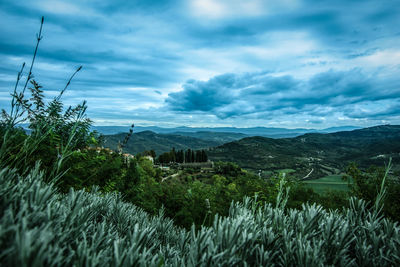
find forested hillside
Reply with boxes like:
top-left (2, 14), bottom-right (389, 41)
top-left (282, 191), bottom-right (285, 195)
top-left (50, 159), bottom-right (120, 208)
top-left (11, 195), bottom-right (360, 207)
top-left (209, 125), bottom-right (400, 178)
top-left (104, 130), bottom-right (221, 156)
top-left (169, 131), bottom-right (247, 143)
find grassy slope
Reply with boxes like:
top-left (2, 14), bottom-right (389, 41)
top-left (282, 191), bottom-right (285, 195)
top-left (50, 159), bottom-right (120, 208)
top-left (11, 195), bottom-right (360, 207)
top-left (303, 175), bottom-right (351, 194)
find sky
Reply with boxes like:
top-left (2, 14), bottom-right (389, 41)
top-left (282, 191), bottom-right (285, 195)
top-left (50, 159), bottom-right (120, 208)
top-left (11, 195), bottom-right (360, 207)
top-left (0, 0), bottom-right (399, 129)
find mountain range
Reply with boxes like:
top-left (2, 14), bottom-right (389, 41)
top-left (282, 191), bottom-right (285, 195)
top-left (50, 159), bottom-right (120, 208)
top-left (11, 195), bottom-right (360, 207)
top-left (93, 125), bottom-right (362, 138)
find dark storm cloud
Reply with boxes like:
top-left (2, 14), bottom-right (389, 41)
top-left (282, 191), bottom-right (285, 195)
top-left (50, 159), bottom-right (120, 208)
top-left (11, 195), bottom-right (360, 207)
top-left (166, 69), bottom-right (400, 119)
top-left (166, 74), bottom-right (237, 112)
top-left (166, 71), bottom-right (301, 114)
top-left (1, 0), bottom-right (400, 127)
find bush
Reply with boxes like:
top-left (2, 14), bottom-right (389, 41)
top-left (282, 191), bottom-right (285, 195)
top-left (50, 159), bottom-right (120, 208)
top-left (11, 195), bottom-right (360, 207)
top-left (347, 162), bottom-right (400, 221)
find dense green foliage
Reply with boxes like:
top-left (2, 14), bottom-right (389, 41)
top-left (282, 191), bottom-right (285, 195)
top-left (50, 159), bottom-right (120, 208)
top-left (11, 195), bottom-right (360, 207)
top-left (346, 163), bottom-right (400, 222)
top-left (160, 162), bottom-right (276, 228)
top-left (58, 153), bottom-right (273, 228)
top-left (1, 166), bottom-right (400, 266)
top-left (157, 148), bottom-right (208, 164)
top-left (0, 79), bottom-right (101, 178)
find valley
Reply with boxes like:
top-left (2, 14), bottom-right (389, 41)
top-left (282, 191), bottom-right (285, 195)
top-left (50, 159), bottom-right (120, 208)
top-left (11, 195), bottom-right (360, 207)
top-left (208, 125), bottom-right (400, 179)
top-left (102, 125), bottom-right (400, 180)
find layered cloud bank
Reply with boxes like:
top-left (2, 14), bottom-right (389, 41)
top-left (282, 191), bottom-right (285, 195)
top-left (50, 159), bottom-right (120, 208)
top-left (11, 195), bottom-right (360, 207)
top-left (1, 0), bottom-right (399, 128)
top-left (167, 69), bottom-right (400, 120)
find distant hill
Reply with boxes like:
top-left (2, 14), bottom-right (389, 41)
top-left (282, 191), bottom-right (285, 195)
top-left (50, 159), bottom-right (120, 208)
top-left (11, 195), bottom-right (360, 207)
top-left (319, 126), bottom-right (363, 133)
top-left (208, 125), bottom-right (400, 179)
top-left (92, 125), bottom-right (362, 138)
top-left (103, 131), bottom-right (222, 156)
top-left (171, 131), bottom-right (248, 143)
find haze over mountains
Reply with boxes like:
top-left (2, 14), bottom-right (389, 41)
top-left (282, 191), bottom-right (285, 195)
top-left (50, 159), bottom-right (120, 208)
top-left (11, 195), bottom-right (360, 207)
top-left (94, 125), bottom-right (362, 138)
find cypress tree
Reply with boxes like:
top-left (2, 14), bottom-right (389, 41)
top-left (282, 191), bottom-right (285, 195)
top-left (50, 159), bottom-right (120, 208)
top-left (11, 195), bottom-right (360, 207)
top-left (196, 150), bottom-right (202, 162)
top-left (202, 150), bottom-right (207, 162)
top-left (187, 149), bottom-right (191, 163)
top-left (179, 150), bottom-right (184, 163)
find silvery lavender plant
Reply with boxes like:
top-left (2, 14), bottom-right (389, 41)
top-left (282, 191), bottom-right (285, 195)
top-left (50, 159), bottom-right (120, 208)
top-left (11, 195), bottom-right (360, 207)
top-left (1, 162), bottom-right (399, 266)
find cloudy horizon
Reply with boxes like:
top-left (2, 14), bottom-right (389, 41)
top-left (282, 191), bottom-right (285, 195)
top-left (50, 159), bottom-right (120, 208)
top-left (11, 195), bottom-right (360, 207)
top-left (1, 0), bottom-right (399, 129)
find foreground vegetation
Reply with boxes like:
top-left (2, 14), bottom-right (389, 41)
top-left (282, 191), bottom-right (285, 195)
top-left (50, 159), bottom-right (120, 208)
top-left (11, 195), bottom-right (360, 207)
top-left (2, 162), bottom-right (400, 266)
top-left (1, 17), bottom-right (400, 265)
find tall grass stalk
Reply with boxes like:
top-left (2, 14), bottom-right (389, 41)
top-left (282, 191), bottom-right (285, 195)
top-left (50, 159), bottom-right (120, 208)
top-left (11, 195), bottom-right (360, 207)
top-left (372, 157), bottom-right (392, 220)
top-left (0, 16), bottom-right (84, 181)
top-left (8, 17), bottom-right (44, 128)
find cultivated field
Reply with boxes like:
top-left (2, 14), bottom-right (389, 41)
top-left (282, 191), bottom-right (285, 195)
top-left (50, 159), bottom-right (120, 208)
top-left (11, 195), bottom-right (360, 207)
top-left (303, 175), bottom-right (352, 193)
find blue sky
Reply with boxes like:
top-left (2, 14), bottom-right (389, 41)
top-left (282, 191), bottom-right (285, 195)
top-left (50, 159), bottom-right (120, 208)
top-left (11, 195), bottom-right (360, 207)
top-left (1, 0), bottom-right (399, 128)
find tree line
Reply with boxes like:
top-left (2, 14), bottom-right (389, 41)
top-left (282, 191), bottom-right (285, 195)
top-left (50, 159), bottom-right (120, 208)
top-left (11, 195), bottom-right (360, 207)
top-left (157, 148), bottom-right (208, 164)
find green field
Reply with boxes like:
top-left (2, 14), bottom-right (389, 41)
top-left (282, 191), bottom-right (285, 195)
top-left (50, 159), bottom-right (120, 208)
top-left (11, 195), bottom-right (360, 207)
top-left (303, 175), bottom-right (352, 194)
top-left (277, 168), bottom-right (296, 174)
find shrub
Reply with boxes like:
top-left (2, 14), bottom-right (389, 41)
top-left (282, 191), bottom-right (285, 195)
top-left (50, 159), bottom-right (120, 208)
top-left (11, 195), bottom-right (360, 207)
top-left (347, 162), bottom-right (400, 221)
top-left (0, 17), bottom-right (95, 180)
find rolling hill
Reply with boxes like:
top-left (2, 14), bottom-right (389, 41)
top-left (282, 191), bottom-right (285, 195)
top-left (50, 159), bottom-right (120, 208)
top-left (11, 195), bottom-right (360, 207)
top-left (103, 131), bottom-right (222, 156)
top-left (208, 125), bottom-right (400, 179)
top-left (171, 131), bottom-right (248, 143)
